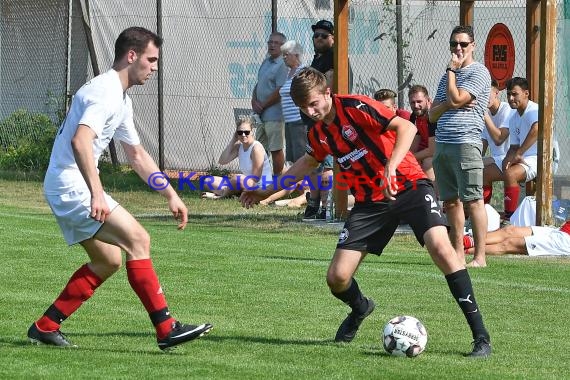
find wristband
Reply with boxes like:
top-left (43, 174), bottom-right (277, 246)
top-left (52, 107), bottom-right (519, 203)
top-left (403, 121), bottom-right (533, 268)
top-left (446, 67), bottom-right (457, 74)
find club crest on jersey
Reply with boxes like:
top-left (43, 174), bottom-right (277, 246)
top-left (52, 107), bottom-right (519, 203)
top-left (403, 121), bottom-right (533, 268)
top-left (341, 124), bottom-right (358, 142)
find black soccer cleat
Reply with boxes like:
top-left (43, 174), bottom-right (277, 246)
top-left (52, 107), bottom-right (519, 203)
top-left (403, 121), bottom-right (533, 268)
top-left (28, 323), bottom-right (76, 348)
top-left (157, 321), bottom-right (213, 351)
top-left (467, 336), bottom-right (492, 358)
top-left (334, 298), bottom-right (375, 343)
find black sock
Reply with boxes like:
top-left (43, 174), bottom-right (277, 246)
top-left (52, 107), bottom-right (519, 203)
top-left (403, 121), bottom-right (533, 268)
top-left (445, 269), bottom-right (490, 340)
top-left (331, 278), bottom-right (368, 314)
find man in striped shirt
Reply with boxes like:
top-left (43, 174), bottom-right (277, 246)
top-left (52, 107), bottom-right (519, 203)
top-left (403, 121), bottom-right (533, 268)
top-left (241, 67), bottom-right (492, 358)
top-left (429, 25), bottom-right (491, 268)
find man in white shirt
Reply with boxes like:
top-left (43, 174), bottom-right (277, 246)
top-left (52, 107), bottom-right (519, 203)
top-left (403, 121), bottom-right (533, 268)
top-left (29, 27), bottom-right (212, 350)
top-left (502, 77), bottom-right (539, 220)
top-left (481, 80), bottom-right (515, 204)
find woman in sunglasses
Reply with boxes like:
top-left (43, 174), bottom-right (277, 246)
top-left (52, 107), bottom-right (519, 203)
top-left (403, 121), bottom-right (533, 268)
top-left (202, 115), bottom-right (272, 199)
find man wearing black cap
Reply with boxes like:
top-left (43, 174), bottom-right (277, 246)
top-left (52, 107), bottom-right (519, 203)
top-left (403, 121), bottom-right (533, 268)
top-left (301, 19), bottom-right (336, 221)
top-left (310, 20), bottom-right (335, 87)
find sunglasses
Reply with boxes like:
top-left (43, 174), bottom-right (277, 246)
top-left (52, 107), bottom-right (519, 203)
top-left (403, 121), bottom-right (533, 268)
top-left (236, 130), bottom-right (251, 136)
top-left (313, 32), bottom-right (331, 39)
top-left (449, 41), bottom-right (472, 48)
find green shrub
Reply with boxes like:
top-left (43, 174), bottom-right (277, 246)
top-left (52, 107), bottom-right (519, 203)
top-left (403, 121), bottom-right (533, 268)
top-left (0, 109), bottom-right (57, 172)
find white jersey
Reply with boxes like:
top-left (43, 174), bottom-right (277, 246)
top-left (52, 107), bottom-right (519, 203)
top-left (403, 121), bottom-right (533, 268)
top-left (509, 100), bottom-right (538, 157)
top-left (44, 69), bottom-right (140, 195)
top-left (481, 102), bottom-right (514, 159)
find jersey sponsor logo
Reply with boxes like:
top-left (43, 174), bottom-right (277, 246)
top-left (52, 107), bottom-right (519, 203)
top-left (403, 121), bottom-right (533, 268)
top-left (341, 124), bottom-right (358, 142)
top-left (337, 148), bottom-right (369, 169)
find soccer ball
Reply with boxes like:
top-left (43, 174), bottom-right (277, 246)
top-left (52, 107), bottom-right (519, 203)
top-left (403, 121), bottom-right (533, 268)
top-left (382, 316), bottom-right (428, 357)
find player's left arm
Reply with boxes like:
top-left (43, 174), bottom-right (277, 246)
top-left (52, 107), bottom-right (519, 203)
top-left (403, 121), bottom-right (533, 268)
top-left (384, 117), bottom-right (418, 199)
top-left (122, 142), bottom-right (188, 230)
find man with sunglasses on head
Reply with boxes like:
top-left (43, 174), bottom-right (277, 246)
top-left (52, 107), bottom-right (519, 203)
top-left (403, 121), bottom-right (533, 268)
top-left (429, 25), bottom-right (491, 268)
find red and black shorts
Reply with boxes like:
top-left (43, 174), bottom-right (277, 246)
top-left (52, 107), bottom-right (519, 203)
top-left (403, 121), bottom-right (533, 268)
top-left (336, 180), bottom-right (446, 255)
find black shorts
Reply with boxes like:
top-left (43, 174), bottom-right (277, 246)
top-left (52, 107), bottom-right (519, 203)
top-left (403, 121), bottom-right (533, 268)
top-left (336, 180), bottom-right (446, 255)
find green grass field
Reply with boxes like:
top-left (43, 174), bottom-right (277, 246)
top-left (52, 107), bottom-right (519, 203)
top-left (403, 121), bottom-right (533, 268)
top-left (1, 177), bottom-right (569, 379)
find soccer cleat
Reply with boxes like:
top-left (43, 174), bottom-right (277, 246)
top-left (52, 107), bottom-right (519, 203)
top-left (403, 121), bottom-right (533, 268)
top-left (27, 323), bottom-right (76, 348)
top-left (467, 336), bottom-right (492, 358)
top-left (301, 194), bottom-right (322, 221)
top-left (334, 298), bottom-right (375, 343)
top-left (157, 321), bottom-right (213, 351)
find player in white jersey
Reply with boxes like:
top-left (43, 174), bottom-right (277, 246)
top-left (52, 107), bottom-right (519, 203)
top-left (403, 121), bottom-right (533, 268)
top-left (28, 27), bottom-right (212, 350)
top-left (481, 80), bottom-right (515, 204)
top-left (502, 77), bottom-right (539, 220)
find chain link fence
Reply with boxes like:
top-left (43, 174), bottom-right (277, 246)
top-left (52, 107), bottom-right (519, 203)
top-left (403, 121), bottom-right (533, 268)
top-left (1, 0), bottom-right (569, 205)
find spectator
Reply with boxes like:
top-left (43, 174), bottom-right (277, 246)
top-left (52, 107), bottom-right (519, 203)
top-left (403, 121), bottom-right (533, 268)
top-left (29, 27), bottom-right (212, 350)
top-left (502, 77), bottom-right (540, 221)
top-left (301, 20), bottom-right (336, 221)
top-left (241, 67), bottom-right (492, 357)
top-left (429, 25), bottom-right (491, 268)
top-left (373, 88), bottom-right (411, 120)
top-left (481, 79), bottom-right (515, 204)
top-left (280, 40), bottom-right (308, 164)
top-left (202, 116), bottom-right (272, 199)
top-left (464, 221), bottom-right (570, 257)
top-left (251, 32), bottom-right (288, 175)
top-left (407, 85), bottom-right (436, 183)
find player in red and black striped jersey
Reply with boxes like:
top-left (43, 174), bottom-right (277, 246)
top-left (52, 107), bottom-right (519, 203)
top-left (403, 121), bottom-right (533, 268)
top-left (240, 67), bottom-right (491, 357)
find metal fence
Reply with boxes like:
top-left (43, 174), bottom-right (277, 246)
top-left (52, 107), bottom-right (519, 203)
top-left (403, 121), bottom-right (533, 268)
top-left (1, 0), bottom-right (569, 203)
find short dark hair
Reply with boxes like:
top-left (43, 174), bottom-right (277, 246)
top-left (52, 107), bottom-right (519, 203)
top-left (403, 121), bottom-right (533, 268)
top-left (114, 27), bottom-right (163, 63)
top-left (450, 25), bottom-right (474, 41)
top-left (491, 79), bottom-right (499, 89)
top-left (506, 77), bottom-right (529, 91)
top-left (408, 85), bottom-right (429, 98)
top-left (373, 89), bottom-right (397, 102)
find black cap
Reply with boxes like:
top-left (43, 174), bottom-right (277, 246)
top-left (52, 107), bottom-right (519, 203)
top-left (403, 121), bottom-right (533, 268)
top-left (311, 20), bottom-right (334, 34)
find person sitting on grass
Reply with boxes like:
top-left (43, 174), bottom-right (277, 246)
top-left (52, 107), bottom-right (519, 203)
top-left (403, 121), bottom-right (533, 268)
top-left (464, 221), bottom-right (570, 256)
top-left (202, 115), bottom-right (272, 199)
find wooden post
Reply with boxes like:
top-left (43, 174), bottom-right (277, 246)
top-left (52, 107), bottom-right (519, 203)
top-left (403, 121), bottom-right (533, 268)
top-left (333, 0), bottom-right (350, 220)
top-left (536, 0), bottom-right (557, 225)
top-left (459, 0), bottom-right (474, 26)
top-left (527, 0), bottom-right (541, 101)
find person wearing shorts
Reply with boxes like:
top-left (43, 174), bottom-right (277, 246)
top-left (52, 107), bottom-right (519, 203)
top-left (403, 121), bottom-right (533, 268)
top-left (502, 77), bottom-right (540, 220)
top-left (464, 221), bottom-right (570, 256)
top-left (29, 27), bottom-right (212, 350)
top-left (481, 80), bottom-right (515, 204)
top-left (429, 25), bottom-right (491, 268)
top-left (251, 32), bottom-right (288, 175)
top-left (241, 67), bottom-right (492, 357)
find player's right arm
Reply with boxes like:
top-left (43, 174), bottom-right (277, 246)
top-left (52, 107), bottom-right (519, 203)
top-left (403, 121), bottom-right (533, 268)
top-left (218, 132), bottom-right (240, 165)
top-left (240, 153), bottom-right (319, 208)
top-left (484, 112), bottom-right (509, 145)
top-left (71, 124), bottom-right (109, 223)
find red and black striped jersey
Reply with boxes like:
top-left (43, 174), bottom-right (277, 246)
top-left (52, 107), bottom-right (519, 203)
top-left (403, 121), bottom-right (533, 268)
top-left (306, 94), bottom-right (427, 202)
